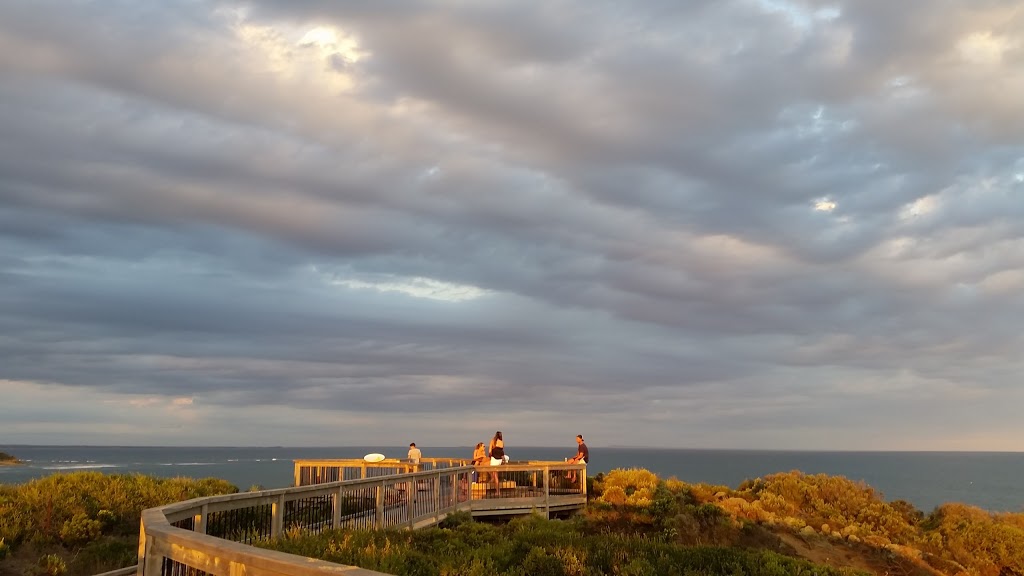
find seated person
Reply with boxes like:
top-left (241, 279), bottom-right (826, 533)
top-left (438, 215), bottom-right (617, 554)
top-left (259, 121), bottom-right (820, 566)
top-left (471, 442), bottom-right (487, 482)
top-left (567, 434), bottom-right (589, 483)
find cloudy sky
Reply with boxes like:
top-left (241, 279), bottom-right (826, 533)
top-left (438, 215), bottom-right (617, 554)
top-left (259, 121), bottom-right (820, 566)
top-left (1, 1), bottom-right (1022, 450)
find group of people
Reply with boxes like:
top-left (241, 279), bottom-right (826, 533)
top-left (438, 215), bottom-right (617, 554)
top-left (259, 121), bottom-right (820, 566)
top-left (405, 433), bottom-right (590, 491)
top-left (468, 432), bottom-right (589, 489)
top-left (471, 431), bottom-right (507, 467)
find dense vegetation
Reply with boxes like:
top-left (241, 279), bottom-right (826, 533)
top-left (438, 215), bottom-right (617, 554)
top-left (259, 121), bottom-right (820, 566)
top-left (266, 511), bottom-right (865, 576)
top-left (266, 468), bottom-right (1024, 576)
top-left (592, 468), bottom-right (1024, 576)
top-left (0, 472), bottom-right (237, 576)
top-left (3, 468), bottom-right (1023, 576)
top-left (0, 452), bottom-right (20, 464)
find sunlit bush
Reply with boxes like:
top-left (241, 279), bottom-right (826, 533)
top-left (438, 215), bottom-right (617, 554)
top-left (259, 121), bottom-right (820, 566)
top-left (738, 471), bottom-right (919, 545)
top-left (32, 553), bottom-right (67, 576)
top-left (596, 469), bottom-right (659, 507)
top-left (921, 504), bottom-right (1024, 576)
top-left (0, 472), bottom-right (237, 575)
top-left (0, 472), bottom-right (236, 547)
top-left (59, 513), bottom-right (102, 546)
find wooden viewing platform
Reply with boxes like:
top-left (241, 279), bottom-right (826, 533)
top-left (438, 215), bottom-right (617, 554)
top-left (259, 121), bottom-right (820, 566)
top-left (133, 457), bottom-right (587, 575)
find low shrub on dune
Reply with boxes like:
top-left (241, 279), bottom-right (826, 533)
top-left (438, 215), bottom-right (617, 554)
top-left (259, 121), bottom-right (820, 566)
top-left (0, 472), bottom-right (236, 575)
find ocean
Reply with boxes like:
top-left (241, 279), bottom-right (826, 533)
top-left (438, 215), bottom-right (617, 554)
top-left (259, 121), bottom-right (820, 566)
top-left (2, 445), bottom-right (1022, 514)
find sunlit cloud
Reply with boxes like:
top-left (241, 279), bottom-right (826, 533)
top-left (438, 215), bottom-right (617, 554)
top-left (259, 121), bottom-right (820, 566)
top-left (330, 275), bottom-right (491, 302)
top-left (899, 195), bottom-right (939, 220)
top-left (957, 32), bottom-right (1016, 66)
top-left (813, 198), bottom-right (837, 212)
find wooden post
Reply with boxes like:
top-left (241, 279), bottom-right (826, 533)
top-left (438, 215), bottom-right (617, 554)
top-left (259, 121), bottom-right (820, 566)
top-left (136, 519), bottom-right (147, 576)
top-left (140, 526), bottom-right (161, 576)
top-left (333, 486), bottom-right (343, 529)
top-left (543, 465), bottom-right (550, 518)
top-left (194, 503), bottom-right (207, 534)
top-left (293, 464), bottom-right (301, 487)
top-left (581, 464), bottom-right (587, 498)
top-left (361, 463), bottom-right (366, 479)
top-left (407, 479), bottom-right (415, 529)
top-left (271, 495), bottom-right (284, 539)
top-left (375, 484), bottom-right (384, 529)
top-left (433, 471), bottom-right (441, 523)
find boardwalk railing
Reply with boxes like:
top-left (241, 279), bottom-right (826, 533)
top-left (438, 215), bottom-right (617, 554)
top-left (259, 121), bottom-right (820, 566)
top-left (293, 456), bottom-right (467, 486)
top-left (136, 460), bottom-right (586, 575)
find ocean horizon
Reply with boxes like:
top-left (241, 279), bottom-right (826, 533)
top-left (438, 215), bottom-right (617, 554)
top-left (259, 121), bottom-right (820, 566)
top-left (2, 445), bottom-right (1022, 514)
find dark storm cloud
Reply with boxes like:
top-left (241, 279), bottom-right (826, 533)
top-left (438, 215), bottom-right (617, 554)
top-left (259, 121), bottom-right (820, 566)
top-left (1, 0), bottom-right (1022, 447)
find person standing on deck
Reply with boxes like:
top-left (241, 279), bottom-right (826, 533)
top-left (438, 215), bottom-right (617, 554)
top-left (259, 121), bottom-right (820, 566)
top-left (488, 431), bottom-right (505, 493)
top-left (408, 443), bottom-right (422, 465)
top-left (567, 435), bottom-right (588, 483)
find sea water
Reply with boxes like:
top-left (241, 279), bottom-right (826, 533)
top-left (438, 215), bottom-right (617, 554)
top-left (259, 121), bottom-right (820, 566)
top-left (2, 445), bottom-right (1021, 513)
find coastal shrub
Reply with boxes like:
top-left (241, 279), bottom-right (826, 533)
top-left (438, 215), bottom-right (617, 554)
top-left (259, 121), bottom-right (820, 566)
top-left (66, 537), bottom-right (138, 575)
top-left (32, 553), bottom-right (67, 576)
top-left (920, 503), bottom-right (1024, 576)
top-left (0, 470), bottom-right (236, 575)
top-left (59, 513), bottom-right (102, 545)
top-left (0, 537), bottom-right (8, 559)
top-left (0, 472), bottom-right (237, 546)
top-left (597, 469), bottom-right (659, 507)
top-left (438, 510), bottom-right (472, 528)
top-left (738, 471), bottom-right (918, 545)
top-left (264, 512), bottom-right (867, 576)
top-left (688, 483), bottom-right (736, 503)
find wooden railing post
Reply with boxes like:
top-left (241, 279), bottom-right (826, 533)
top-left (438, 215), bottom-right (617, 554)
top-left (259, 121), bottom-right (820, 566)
top-left (333, 486), bottom-right (343, 529)
top-left (136, 519), bottom-right (147, 576)
top-left (543, 465), bottom-right (550, 518)
top-left (194, 503), bottom-right (207, 534)
top-left (375, 484), bottom-right (384, 529)
top-left (293, 464), bottom-right (301, 487)
top-left (433, 471), bottom-right (441, 523)
top-left (582, 464), bottom-right (587, 497)
top-left (407, 479), bottom-right (415, 529)
top-left (271, 494), bottom-right (284, 538)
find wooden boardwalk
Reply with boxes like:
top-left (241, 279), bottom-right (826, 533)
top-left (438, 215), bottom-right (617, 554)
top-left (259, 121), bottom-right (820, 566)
top-left (135, 457), bottom-right (587, 575)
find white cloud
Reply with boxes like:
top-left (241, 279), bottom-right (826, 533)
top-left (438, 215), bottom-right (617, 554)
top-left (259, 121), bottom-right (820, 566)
top-left (331, 276), bottom-right (490, 302)
top-left (899, 195), bottom-right (940, 220)
top-left (813, 198), bottom-right (837, 212)
top-left (957, 32), bottom-right (1016, 66)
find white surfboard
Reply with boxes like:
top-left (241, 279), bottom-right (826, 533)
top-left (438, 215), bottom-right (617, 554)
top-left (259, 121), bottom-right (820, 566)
top-left (363, 453), bottom-right (386, 463)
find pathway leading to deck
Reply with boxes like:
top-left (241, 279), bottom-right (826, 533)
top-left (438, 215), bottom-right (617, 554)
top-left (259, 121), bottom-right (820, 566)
top-left (134, 457), bottom-right (588, 575)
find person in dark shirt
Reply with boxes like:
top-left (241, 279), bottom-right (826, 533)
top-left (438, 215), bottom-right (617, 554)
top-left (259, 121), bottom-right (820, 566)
top-left (568, 434), bottom-right (588, 483)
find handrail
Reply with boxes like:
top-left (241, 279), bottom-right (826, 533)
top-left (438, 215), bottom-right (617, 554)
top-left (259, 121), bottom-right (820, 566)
top-left (135, 460), bottom-right (586, 575)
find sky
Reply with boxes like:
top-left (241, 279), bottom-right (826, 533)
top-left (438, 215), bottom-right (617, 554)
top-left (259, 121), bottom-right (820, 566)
top-left (1, 1), bottom-right (1022, 451)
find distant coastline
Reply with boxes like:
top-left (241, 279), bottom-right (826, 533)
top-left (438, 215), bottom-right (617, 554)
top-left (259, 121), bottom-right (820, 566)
top-left (0, 451), bottom-right (23, 465)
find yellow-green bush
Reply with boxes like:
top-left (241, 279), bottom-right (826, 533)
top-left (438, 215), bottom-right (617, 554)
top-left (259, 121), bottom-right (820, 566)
top-left (32, 553), bottom-right (67, 576)
top-left (596, 469), bottom-right (659, 507)
top-left (0, 470), bottom-right (237, 575)
top-left (738, 471), bottom-right (919, 545)
top-left (921, 504), bottom-right (1024, 576)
